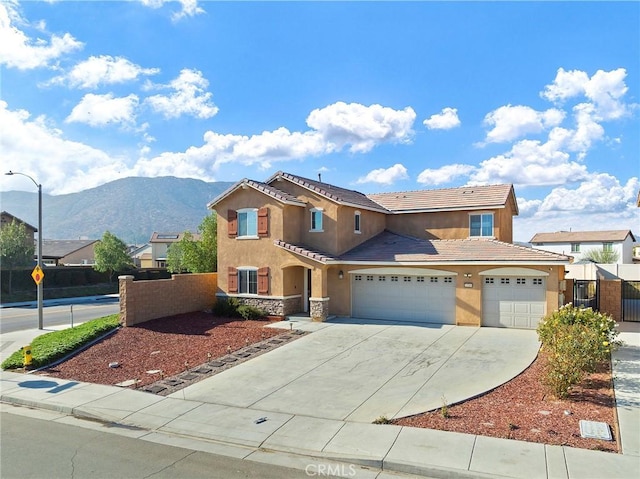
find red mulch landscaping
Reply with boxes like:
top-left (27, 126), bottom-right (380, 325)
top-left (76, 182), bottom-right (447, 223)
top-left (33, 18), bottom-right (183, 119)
top-left (40, 312), bottom-right (284, 389)
top-left (394, 352), bottom-right (618, 453)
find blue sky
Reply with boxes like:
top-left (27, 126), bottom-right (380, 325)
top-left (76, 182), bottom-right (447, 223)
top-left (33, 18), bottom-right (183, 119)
top-left (0, 0), bottom-right (638, 241)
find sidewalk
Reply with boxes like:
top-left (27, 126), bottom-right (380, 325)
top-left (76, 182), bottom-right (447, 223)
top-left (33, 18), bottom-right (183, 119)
top-left (1, 323), bottom-right (639, 479)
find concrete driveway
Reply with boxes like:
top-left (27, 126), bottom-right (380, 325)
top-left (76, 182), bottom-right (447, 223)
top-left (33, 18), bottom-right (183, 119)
top-left (169, 319), bottom-right (540, 423)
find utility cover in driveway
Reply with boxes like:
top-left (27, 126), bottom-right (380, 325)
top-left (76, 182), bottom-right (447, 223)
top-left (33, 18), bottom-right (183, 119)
top-left (351, 273), bottom-right (455, 324)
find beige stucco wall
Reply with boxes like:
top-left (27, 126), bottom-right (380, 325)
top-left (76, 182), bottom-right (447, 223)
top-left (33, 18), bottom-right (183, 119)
top-left (61, 243), bottom-right (97, 265)
top-left (336, 207), bottom-right (387, 255)
top-left (385, 207), bottom-right (515, 242)
top-left (119, 273), bottom-right (217, 326)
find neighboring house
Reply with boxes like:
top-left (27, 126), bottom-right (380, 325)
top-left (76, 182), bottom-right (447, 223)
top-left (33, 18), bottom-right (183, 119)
top-left (129, 243), bottom-right (152, 268)
top-left (208, 171), bottom-right (571, 329)
top-left (1, 211), bottom-right (37, 248)
top-left (530, 230), bottom-right (636, 264)
top-left (149, 232), bottom-right (201, 268)
top-left (41, 239), bottom-right (99, 266)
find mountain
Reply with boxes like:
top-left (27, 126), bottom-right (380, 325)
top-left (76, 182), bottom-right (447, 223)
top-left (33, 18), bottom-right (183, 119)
top-left (0, 177), bottom-right (234, 244)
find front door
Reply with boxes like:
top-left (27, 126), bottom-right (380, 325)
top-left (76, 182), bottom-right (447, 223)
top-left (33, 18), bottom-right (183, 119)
top-left (304, 268), bottom-right (312, 313)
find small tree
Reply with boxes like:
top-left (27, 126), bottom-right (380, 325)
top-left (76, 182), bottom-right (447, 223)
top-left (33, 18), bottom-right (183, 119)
top-left (582, 248), bottom-right (619, 263)
top-left (0, 220), bottom-right (35, 294)
top-left (94, 231), bottom-right (133, 282)
top-left (168, 214), bottom-right (217, 274)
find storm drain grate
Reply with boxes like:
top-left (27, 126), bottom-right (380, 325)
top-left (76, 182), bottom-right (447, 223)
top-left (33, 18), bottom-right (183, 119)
top-left (579, 420), bottom-right (612, 441)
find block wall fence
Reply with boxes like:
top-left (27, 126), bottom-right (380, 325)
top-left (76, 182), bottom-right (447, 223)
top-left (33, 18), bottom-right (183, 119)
top-left (563, 278), bottom-right (623, 322)
top-left (119, 273), bottom-right (217, 326)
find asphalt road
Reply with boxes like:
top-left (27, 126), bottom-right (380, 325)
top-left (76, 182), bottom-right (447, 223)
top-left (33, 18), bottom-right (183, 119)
top-left (0, 301), bottom-right (120, 334)
top-left (0, 411), bottom-right (313, 479)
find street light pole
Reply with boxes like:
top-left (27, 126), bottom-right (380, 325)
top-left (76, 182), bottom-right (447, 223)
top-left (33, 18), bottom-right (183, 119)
top-left (5, 170), bottom-right (44, 330)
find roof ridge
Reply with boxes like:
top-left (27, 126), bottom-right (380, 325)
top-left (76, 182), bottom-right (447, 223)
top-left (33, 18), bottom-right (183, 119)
top-left (367, 183), bottom-right (513, 197)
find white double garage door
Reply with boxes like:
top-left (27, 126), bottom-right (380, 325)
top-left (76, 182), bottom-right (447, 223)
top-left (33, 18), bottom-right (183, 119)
top-left (351, 269), bottom-right (547, 329)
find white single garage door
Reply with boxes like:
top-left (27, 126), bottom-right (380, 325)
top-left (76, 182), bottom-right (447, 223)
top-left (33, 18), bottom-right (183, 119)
top-left (482, 276), bottom-right (546, 329)
top-left (351, 273), bottom-right (455, 324)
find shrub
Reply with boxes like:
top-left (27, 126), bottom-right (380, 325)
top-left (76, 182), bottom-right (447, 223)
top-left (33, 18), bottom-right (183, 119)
top-left (537, 304), bottom-right (620, 398)
top-left (213, 297), bottom-right (265, 320)
top-left (237, 304), bottom-right (266, 320)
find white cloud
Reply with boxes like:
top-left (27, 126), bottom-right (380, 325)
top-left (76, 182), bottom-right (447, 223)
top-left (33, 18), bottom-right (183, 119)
top-left (417, 164), bottom-right (476, 185)
top-left (0, 101), bottom-right (129, 195)
top-left (515, 197), bottom-right (542, 218)
top-left (65, 93), bottom-right (139, 127)
top-left (356, 164), bottom-right (409, 185)
top-left (139, 0), bottom-right (205, 21)
top-left (306, 102), bottom-right (416, 153)
top-left (47, 55), bottom-right (160, 89)
top-left (145, 69), bottom-right (219, 119)
top-left (481, 105), bottom-right (565, 144)
top-left (542, 67), bottom-right (631, 121)
top-left (0, 1), bottom-right (83, 70)
top-left (537, 173), bottom-right (639, 213)
top-left (423, 107), bottom-right (461, 130)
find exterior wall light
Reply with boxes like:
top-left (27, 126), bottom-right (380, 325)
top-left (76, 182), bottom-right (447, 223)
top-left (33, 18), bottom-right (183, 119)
top-left (338, 270), bottom-right (344, 280)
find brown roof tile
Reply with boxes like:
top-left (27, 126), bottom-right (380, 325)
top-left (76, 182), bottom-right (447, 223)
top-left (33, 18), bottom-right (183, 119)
top-left (207, 178), bottom-right (306, 208)
top-left (367, 184), bottom-right (516, 214)
top-left (273, 239), bottom-right (336, 263)
top-left (338, 231), bottom-right (570, 264)
top-left (530, 230), bottom-right (635, 243)
top-left (267, 171), bottom-right (390, 213)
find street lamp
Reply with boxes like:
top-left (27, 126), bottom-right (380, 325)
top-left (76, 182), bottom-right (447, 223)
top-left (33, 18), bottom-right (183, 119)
top-left (5, 170), bottom-right (44, 330)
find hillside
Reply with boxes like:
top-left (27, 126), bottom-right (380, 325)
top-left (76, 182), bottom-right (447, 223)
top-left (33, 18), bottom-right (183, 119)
top-left (0, 177), bottom-right (234, 244)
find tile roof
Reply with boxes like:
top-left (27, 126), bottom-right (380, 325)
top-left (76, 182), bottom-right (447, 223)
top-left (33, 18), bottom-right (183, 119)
top-left (207, 178), bottom-right (306, 209)
top-left (273, 239), bottom-right (337, 263)
top-left (338, 231), bottom-right (571, 264)
top-left (530, 230), bottom-right (635, 243)
top-left (267, 171), bottom-right (390, 213)
top-left (42, 239), bottom-right (98, 258)
top-left (367, 184), bottom-right (517, 214)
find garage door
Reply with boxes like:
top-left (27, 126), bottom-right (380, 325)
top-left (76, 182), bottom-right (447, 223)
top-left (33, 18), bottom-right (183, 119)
top-left (351, 273), bottom-right (455, 324)
top-left (482, 276), bottom-right (546, 329)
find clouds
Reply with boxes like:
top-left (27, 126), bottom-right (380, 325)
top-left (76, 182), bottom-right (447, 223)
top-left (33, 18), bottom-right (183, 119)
top-left (66, 93), bottom-right (140, 127)
top-left (417, 164), bottom-right (476, 186)
top-left (47, 55), bottom-right (159, 89)
top-left (0, 2), bottom-right (82, 70)
top-left (423, 107), bottom-right (460, 130)
top-left (144, 69), bottom-right (219, 120)
top-left (139, 0), bottom-right (205, 21)
top-left (357, 164), bottom-right (409, 185)
top-left (306, 102), bottom-right (416, 153)
top-left (481, 105), bottom-right (565, 144)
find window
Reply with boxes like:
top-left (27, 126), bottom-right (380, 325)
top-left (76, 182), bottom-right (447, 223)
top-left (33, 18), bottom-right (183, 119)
top-left (355, 275), bottom-right (362, 281)
top-left (430, 277), bottom-right (438, 283)
top-left (485, 278), bottom-right (494, 284)
top-left (416, 276), bottom-right (425, 282)
top-left (603, 242), bottom-right (613, 252)
top-left (366, 275), bottom-right (374, 281)
top-left (571, 243), bottom-right (580, 253)
top-left (444, 277), bottom-right (453, 283)
top-left (533, 278), bottom-right (543, 285)
top-left (470, 213), bottom-right (493, 237)
top-left (516, 278), bottom-right (526, 285)
top-left (403, 276), bottom-right (412, 282)
top-left (238, 209), bottom-right (257, 237)
top-left (391, 276), bottom-right (398, 282)
top-left (354, 211), bottom-right (361, 233)
top-left (310, 208), bottom-right (323, 232)
top-left (238, 268), bottom-right (258, 294)
top-left (500, 278), bottom-right (510, 284)
top-left (378, 276), bottom-right (386, 281)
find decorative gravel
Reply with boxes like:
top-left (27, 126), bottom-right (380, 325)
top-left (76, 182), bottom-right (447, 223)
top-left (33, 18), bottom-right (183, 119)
top-left (394, 353), bottom-right (618, 453)
top-left (39, 312), bottom-right (303, 392)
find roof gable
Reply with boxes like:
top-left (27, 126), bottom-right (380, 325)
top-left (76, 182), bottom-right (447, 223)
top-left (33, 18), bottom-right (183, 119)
top-left (367, 184), bottom-right (518, 214)
top-left (530, 230), bottom-right (635, 243)
top-left (1, 211), bottom-right (38, 232)
top-left (42, 239), bottom-right (98, 258)
top-left (207, 178), bottom-right (306, 209)
top-left (266, 171), bottom-right (390, 213)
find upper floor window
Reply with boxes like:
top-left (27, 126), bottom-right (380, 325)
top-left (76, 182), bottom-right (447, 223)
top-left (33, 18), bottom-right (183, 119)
top-left (603, 242), bottom-right (613, 252)
top-left (310, 207), bottom-right (323, 232)
top-left (571, 243), bottom-right (580, 253)
top-left (354, 211), bottom-right (361, 234)
top-left (470, 213), bottom-right (493, 237)
top-left (238, 208), bottom-right (258, 237)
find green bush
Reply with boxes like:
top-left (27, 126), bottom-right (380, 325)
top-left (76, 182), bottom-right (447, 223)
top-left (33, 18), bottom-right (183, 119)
top-left (212, 297), bottom-right (265, 320)
top-left (537, 304), bottom-right (620, 398)
top-left (1, 314), bottom-right (120, 370)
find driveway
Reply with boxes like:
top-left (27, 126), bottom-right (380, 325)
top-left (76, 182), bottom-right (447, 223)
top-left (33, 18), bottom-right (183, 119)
top-left (169, 319), bottom-right (540, 422)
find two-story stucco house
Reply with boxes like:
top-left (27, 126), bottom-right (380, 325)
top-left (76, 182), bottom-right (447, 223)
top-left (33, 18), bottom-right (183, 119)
top-left (530, 230), bottom-right (636, 264)
top-left (208, 172), bottom-right (571, 329)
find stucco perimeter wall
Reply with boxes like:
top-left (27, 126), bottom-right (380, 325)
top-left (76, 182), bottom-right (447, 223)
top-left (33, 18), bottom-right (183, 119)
top-left (119, 273), bottom-right (217, 326)
top-left (598, 279), bottom-right (622, 322)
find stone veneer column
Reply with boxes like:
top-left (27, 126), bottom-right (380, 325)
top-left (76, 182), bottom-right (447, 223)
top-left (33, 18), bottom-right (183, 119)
top-left (310, 297), bottom-right (330, 322)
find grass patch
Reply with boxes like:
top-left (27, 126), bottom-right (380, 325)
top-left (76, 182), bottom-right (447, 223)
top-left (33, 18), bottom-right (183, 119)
top-left (1, 314), bottom-right (121, 370)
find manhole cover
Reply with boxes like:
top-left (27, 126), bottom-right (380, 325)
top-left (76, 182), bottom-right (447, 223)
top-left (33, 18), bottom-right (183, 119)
top-left (579, 420), bottom-right (612, 441)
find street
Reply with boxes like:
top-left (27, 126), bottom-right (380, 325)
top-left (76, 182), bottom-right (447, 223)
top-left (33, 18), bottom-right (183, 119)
top-left (0, 300), bottom-right (120, 334)
top-left (0, 410), bottom-right (313, 479)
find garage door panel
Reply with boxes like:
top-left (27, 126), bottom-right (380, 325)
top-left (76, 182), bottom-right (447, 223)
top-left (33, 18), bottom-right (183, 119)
top-left (483, 277), bottom-right (546, 329)
top-left (352, 273), bottom-right (455, 324)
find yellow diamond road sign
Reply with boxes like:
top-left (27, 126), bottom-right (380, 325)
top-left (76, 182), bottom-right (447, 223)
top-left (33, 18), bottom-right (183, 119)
top-left (31, 265), bottom-right (44, 285)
